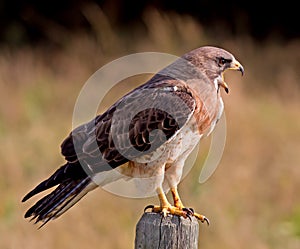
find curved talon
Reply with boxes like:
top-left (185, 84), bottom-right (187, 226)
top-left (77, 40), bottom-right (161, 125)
top-left (189, 210), bottom-right (210, 225)
top-left (182, 207), bottom-right (194, 216)
top-left (186, 212), bottom-right (192, 221)
top-left (203, 217), bottom-right (210, 226)
top-left (189, 208), bottom-right (194, 214)
top-left (144, 205), bottom-right (154, 213)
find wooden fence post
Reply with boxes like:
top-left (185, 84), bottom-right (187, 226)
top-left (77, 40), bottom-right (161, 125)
top-left (134, 212), bottom-right (199, 249)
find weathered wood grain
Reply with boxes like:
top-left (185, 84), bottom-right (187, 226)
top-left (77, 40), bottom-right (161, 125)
top-left (135, 212), bottom-right (199, 249)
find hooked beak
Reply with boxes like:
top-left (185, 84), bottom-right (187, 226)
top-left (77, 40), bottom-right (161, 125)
top-left (229, 59), bottom-right (244, 76)
top-left (220, 59), bottom-right (244, 94)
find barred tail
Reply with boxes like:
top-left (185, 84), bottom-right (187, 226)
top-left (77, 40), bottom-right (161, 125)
top-left (22, 177), bottom-right (97, 228)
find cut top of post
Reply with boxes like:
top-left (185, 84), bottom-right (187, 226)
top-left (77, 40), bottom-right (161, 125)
top-left (135, 212), bottom-right (199, 249)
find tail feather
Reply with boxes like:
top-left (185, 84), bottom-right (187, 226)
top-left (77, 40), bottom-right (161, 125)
top-left (24, 180), bottom-right (76, 219)
top-left (38, 187), bottom-right (83, 228)
top-left (22, 163), bottom-right (86, 203)
top-left (23, 177), bottom-right (97, 227)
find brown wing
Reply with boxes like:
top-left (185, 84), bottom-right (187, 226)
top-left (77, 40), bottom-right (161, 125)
top-left (22, 77), bottom-right (196, 203)
top-left (61, 77), bottom-right (196, 175)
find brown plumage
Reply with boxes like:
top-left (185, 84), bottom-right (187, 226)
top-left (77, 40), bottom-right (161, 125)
top-left (22, 46), bottom-right (244, 227)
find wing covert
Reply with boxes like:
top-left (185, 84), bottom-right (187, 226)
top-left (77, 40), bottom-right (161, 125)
top-left (61, 78), bottom-right (196, 175)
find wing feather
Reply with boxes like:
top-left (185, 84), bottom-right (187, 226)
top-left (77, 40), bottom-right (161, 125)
top-left (61, 77), bottom-right (196, 175)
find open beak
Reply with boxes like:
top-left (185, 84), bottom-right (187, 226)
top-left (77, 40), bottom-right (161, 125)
top-left (220, 59), bottom-right (244, 94)
top-left (219, 81), bottom-right (229, 94)
top-left (230, 59), bottom-right (244, 76)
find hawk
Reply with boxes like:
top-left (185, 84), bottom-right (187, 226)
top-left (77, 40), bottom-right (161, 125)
top-left (22, 46), bottom-right (244, 227)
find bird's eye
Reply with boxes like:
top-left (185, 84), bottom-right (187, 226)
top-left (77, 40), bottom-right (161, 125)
top-left (219, 58), bottom-right (226, 65)
top-left (217, 57), bottom-right (231, 66)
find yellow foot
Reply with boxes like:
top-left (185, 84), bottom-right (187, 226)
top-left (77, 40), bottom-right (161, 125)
top-left (192, 211), bottom-right (210, 225)
top-left (144, 204), bottom-right (193, 219)
top-left (144, 205), bottom-right (210, 225)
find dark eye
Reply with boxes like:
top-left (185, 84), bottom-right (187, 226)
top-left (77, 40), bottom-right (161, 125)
top-left (217, 57), bottom-right (232, 66)
top-left (219, 58), bottom-right (226, 65)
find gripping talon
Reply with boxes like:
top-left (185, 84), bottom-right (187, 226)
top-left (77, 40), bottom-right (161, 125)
top-left (186, 212), bottom-right (192, 221)
top-left (144, 205), bottom-right (154, 213)
top-left (203, 217), bottom-right (210, 226)
top-left (191, 211), bottom-right (210, 225)
top-left (182, 207), bottom-right (194, 216)
top-left (189, 208), bottom-right (194, 214)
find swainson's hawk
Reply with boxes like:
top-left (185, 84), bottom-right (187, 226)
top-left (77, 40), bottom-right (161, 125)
top-left (22, 46), bottom-right (244, 227)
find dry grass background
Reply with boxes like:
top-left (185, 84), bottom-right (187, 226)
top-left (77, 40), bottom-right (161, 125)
top-left (1, 8), bottom-right (300, 249)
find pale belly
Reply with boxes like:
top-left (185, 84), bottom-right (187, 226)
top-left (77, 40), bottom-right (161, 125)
top-left (92, 118), bottom-right (202, 198)
top-left (107, 119), bottom-right (202, 196)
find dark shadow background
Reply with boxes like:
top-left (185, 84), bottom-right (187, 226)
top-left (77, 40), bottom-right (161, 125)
top-left (1, 0), bottom-right (299, 46)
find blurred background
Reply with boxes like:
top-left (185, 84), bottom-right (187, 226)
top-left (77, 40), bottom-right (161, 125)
top-left (0, 1), bottom-right (300, 248)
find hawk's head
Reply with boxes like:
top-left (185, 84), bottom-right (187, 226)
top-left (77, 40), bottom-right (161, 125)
top-left (184, 46), bottom-right (244, 93)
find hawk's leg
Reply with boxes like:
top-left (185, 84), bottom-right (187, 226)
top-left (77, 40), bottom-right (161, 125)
top-left (170, 187), bottom-right (210, 225)
top-left (144, 187), bottom-right (192, 219)
top-left (170, 187), bottom-right (184, 209)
